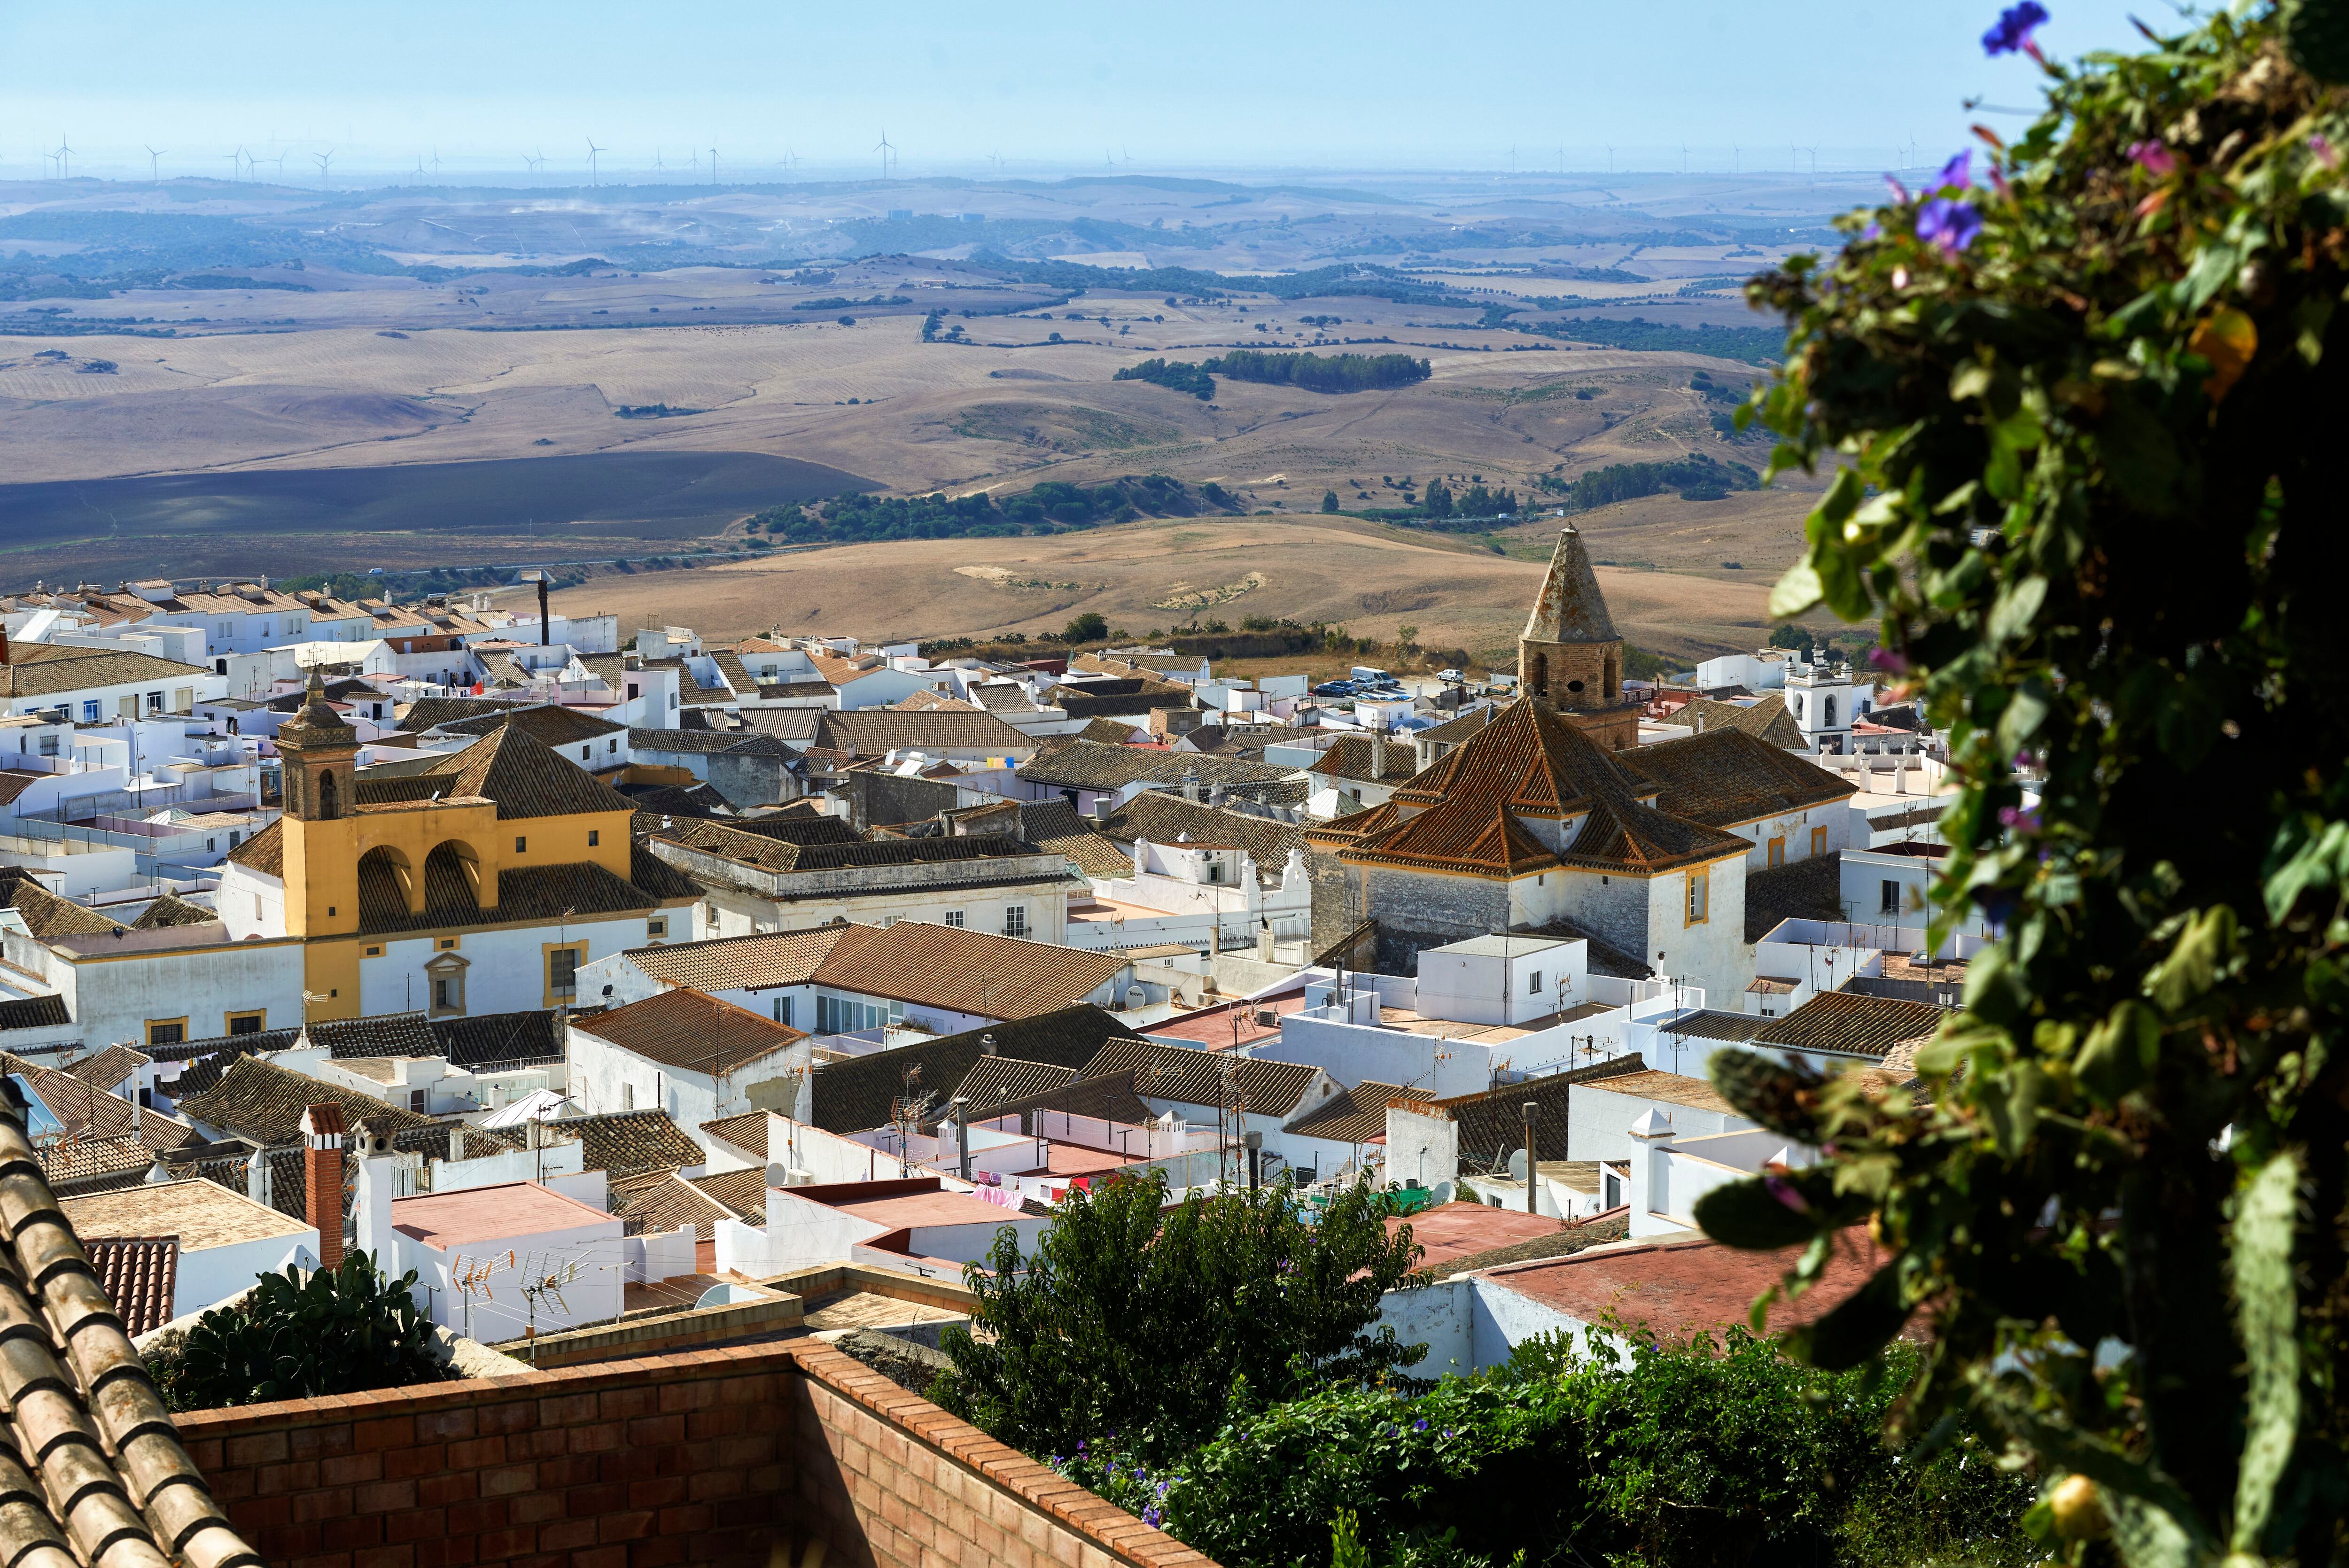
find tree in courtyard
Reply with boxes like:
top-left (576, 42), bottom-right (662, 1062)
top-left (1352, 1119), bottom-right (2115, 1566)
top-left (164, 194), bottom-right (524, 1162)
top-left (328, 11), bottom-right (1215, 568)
top-left (1695, 6), bottom-right (2349, 1561)
top-left (931, 1172), bottom-right (1426, 1463)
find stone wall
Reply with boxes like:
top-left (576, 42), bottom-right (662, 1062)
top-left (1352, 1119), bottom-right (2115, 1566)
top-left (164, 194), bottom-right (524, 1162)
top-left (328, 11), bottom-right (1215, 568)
top-left (173, 1340), bottom-right (1213, 1568)
top-left (1364, 865), bottom-right (1510, 974)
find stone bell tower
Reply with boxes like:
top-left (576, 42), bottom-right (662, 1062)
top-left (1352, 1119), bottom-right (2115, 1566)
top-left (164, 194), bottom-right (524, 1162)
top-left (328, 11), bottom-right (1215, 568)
top-left (275, 669), bottom-right (358, 822)
top-left (1518, 527), bottom-right (1639, 751)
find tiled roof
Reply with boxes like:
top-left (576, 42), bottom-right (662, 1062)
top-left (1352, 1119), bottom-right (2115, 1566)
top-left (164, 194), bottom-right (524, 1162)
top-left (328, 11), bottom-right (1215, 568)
top-left (815, 709), bottom-right (1032, 756)
top-left (394, 697), bottom-right (515, 730)
top-left (607, 1169), bottom-right (740, 1240)
top-left (127, 893), bottom-right (214, 931)
top-left (1433, 1056), bottom-right (1649, 1172)
top-left (2, 1054), bottom-right (199, 1155)
top-left (1014, 800), bottom-right (1134, 879)
top-left (176, 1055), bottom-right (439, 1147)
top-left (630, 842), bottom-right (706, 903)
top-left (564, 1109), bottom-right (703, 1179)
top-left (622, 922), bottom-right (1130, 1022)
top-left (223, 817), bottom-right (283, 876)
top-left (427, 704), bottom-right (629, 749)
top-left (650, 818), bottom-right (1051, 879)
top-left (62, 1045), bottom-right (149, 1091)
top-left (1522, 527), bottom-right (1618, 643)
top-left (801, 1006), bottom-right (1144, 1133)
top-left (628, 728), bottom-right (797, 757)
top-left (1055, 683), bottom-right (1197, 718)
top-left (891, 690), bottom-right (984, 714)
top-left (1417, 706), bottom-right (1493, 747)
top-left (309, 1012), bottom-right (442, 1059)
top-left (1076, 717), bottom-right (1141, 744)
top-left (733, 708), bottom-right (825, 744)
top-left (1098, 792), bottom-right (1301, 885)
top-left (1308, 735), bottom-right (1421, 785)
top-left (412, 724), bottom-right (638, 821)
top-left (1577, 1068), bottom-right (1736, 1115)
top-left (0, 1089), bottom-right (257, 1566)
top-left (577, 989), bottom-right (806, 1076)
top-left (1018, 741), bottom-right (1305, 796)
top-left (1082, 1039), bottom-right (1329, 1118)
top-left (1659, 1010), bottom-right (1777, 1045)
top-left (1672, 696), bottom-right (1806, 751)
top-left (0, 994), bottom-right (70, 1031)
top-left (1756, 991), bottom-right (1951, 1061)
top-left (85, 1236), bottom-right (179, 1337)
top-left (354, 855), bottom-right (670, 937)
top-left (951, 1056), bottom-right (1080, 1111)
top-left (690, 1166), bottom-right (768, 1221)
top-left (1071, 652), bottom-right (1205, 677)
top-left (40, 1135), bottom-right (155, 1194)
top-left (1318, 700), bottom-right (1747, 879)
top-left (1620, 728), bottom-right (1854, 827)
top-left (429, 1009), bottom-right (565, 1068)
top-left (1289, 1080), bottom-right (1428, 1144)
top-left (0, 641), bottom-right (212, 699)
top-left (0, 869), bottom-right (126, 939)
top-left (625, 926), bottom-right (855, 992)
top-left (970, 683), bottom-right (1038, 714)
top-left (700, 1111), bottom-right (769, 1160)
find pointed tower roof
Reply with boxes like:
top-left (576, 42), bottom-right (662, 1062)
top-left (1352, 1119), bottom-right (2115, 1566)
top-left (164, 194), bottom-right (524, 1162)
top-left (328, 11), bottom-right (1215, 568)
top-left (277, 668), bottom-right (357, 752)
top-left (1521, 527), bottom-right (1618, 644)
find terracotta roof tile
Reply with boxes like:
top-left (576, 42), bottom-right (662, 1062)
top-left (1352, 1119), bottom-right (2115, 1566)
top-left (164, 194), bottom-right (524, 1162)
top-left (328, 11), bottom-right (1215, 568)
top-left (1620, 727), bottom-right (1854, 827)
top-left (565, 1109), bottom-right (703, 1179)
top-left (576, 989), bottom-right (806, 1075)
top-left (1014, 800), bottom-right (1134, 879)
top-left (62, 1045), bottom-right (149, 1091)
top-left (801, 1006), bottom-right (1142, 1133)
top-left (700, 1111), bottom-right (768, 1159)
top-left (1289, 1080), bottom-right (1428, 1144)
top-left (1756, 990), bottom-right (1951, 1061)
top-left (408, 724), bottom-right (638, 821)
top-left (1669, 696), bottom-right (1807, 751)
top-left (1097, 793), bottom-right (1301, 885)
top-left (1308, 735), bottom-right (1422, 785)
top-left (176, 1054), bottom-right (440, 1147)
top-left (816, 708), bottom-right (1032, 756)
top-left (1081, 1039), bottom-right (1329, 1118)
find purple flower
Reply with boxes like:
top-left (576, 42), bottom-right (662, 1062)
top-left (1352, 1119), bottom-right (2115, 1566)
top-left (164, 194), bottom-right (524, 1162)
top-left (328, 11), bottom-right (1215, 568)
top-left (1916, 198), bottom-right (1983, 255)
top-left (2127, 140), bottom-right (2176, 178)
top-left (1934, 149), bottom-right (1972, 192)
top-left (1867, 646), bottom-right (1909, 674)
top-left (1998, 805), bottom-right (2042, 833)
top-left (1414, 1419), bottom-right (1430, 1431)
top-left (1143, 1507), bottom-right (1163, 1529)
top-left (1861, 222), bottom-right (1883, 241)
top-left (1765, 1175), bottom-right (1812, 1214)
top-left (2315, 134), bottom-right (2341, 170)
top-left (1982, 2), bottom-right (2048, 56)
top-left (1883, 173), bottom-right (1912, 204)
top-left (1156, 1480), bottom-right (1169, 1499)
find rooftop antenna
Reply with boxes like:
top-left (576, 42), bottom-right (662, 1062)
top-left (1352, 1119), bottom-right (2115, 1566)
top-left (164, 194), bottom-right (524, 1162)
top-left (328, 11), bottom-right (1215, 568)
top-left (313, 148), bottom-right (334, 184)
top-left (874, 127), bottom-right (894, 181)
top-left (586, 137), bottom-right (605, 187)
top-left (144, 145), bottom-right (165, 183)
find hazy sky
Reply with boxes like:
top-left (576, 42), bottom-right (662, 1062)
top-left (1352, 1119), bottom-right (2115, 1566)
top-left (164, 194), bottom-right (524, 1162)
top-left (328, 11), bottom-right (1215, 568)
top-left (8, 0), bottom-right (2155, 179)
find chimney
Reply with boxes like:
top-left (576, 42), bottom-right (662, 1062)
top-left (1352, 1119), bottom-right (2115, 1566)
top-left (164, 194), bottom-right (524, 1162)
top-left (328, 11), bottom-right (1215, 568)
top-left (301, 1103), bottom-right (349, 1271)
top-left (449, 1124), bottom-right (466, 1163)
top-left (1182, 769), bottom-right (1200, 804)
top-left (246, 1147), bottom-right (271, 1208)
top-left (1522, 1102), bottom-right (1540, 1215)
top-left (1370, 726), bottom-right (1386, 778)
top-left (953, 1096), bottom-right (972, 1180)
top-left (1209, 780), bottom-right (1226, 807)
top-left (351, 1115), bottom-right (400, 1268)
top-left (537, 574), bottom-right (551, 646)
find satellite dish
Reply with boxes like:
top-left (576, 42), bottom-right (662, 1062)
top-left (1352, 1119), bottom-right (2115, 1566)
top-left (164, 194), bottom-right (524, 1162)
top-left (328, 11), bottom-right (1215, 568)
top-left (1506, 1148), bottom-right (1529, 1183)
top-left (1430, 1180), bottom-right (1455, 1207)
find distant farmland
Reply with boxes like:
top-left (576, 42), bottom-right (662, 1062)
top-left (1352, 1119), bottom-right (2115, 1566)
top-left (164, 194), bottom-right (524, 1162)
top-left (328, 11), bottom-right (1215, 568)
top-left (0, 450), bottom-right (873, 582)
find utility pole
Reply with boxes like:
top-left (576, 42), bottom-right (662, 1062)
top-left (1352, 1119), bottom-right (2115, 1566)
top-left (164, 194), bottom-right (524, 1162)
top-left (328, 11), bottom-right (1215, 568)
top-left (1522, 1102), bottom-right (1540, 1215)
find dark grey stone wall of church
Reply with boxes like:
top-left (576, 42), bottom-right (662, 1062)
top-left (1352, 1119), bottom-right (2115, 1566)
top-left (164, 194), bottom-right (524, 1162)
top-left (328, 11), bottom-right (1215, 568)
top-left (1570, 873), bottom-right (1654, 968)
top-left (1305, 846), bottom-right (1363, 957)
top-left (1364, 867), bottom-right (1510, 975)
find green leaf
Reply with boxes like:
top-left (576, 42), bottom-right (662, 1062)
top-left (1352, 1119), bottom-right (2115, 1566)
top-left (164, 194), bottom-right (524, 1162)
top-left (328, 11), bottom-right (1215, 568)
top-left (2263, 817), bottom-right (2349, 924)
top-left (2180, 239), bottom-right (2246, 313)
top-left (1693, 1176), bottom-right (1817, 1252)
top-left (1987, 575), bottom-right (2049, 645)
top-left (1784, 1263), bottom-right (1908, 1371)
top-left (1815, 545), bottom-right (1874, 621)
top-left (2230, 1150), bottom-right (2301, 1557)
top-left (1950, 361), bottom-right (1995, 403)
top-left (2145, 905), bottom-right (2239, 1012)
top-left (1768, 559), bottom-right (1825, 619)
top-left (2074, 1001), bottom-right (2160, 1102)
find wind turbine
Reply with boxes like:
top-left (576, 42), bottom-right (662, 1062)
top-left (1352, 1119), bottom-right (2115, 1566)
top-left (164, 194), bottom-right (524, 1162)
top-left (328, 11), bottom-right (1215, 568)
top-left (54, 135), bottom-right (73, 180)
top-left (1604, 144), bottom-right (1615, 174)
top-left (1680, 142), bottom-right (1689, 174)
top-left (314, 148), bottom-right (334, 184)
top-left (709, 146), bottom-right (718, 185)
top-left (586, 138), bottom-right (605, 186)
top-left (874, 128), bottom-right (894, 180)
top-left (145, 145), bottom-right (166, 183)
top-left (526, 147), bottom-right (545, 184)
top-left (1732, 144), bottom-right (1741, 175)
top-left (222, 149), bottom-right (242, 182)
top-left (430, 145), bottom-right (441, 182)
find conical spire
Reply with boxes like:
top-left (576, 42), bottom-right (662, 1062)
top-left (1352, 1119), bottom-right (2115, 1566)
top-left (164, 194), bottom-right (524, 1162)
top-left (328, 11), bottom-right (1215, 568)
top-left (1521, 527), bottom-right (1618, 644)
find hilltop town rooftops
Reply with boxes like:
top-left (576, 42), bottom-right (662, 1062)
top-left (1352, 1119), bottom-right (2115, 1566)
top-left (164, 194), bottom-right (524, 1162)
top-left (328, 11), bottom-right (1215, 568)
top-left (391, 1180), bottom-right (616, 1250)
top-left (1620, 727), bottom-right (1855, 827)
top-left (577, 988), bottom-right (806, 1075)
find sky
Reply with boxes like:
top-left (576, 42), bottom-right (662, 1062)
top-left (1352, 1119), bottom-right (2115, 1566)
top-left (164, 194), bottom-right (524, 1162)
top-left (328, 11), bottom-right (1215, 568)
top-left (4, 0), bottom-right (2159, 181)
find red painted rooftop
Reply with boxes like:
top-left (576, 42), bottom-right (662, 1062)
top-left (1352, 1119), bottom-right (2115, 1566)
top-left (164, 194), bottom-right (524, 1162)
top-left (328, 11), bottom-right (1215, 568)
top-left (1149, 991), bottom-right (1307, 1048)
top-left (1388, 1200), bottom-right (1564, 1272)
top-left (391, 1180), bottom-right (619, 1250)
top-left (1479, 1230), bottom-right (1917, 1344)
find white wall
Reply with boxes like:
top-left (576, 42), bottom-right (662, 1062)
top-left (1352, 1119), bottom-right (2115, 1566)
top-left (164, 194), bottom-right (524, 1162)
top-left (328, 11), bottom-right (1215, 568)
top-left (356, 915), bottom-right (659, 1020)
top-left (400, 1216), bottom-right (626, 1341)
top-left (175, 1230), bottom-right (321, 1319)
top-left (1568, 1082), bottom-right (1753, 1165)
top-left (48, 934), bottom-right (305, 1049)
top-left (1415, 938), bottom-right (1587, 1027)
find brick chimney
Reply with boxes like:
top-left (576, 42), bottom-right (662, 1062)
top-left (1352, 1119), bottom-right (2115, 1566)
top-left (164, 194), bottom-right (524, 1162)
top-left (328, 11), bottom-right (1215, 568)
top-left (300, 1103), bottom-right (349, 1270)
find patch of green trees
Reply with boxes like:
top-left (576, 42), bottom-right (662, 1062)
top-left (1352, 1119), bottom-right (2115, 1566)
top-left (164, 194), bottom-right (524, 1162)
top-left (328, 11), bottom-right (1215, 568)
top-left (1536, 453), bottom-right (1758, 511)
top-left (1203, 349), bottom-right (1431, 394)
top-left (749, 473), bottom-right (1206, 546)
top-left (1112, 358), bottom-right (1216, 399)
top-left (1520, 315), bottom-right (1783, 363)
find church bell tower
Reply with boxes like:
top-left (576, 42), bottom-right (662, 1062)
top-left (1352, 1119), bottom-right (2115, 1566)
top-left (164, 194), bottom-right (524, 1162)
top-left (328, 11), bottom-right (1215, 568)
top-left (275, 670), bottom-right (358, 822)
top-left (1518, 527), bottom-right (1639, 750)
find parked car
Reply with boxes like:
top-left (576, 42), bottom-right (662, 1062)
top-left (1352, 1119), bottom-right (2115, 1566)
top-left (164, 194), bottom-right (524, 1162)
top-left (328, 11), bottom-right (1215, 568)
top-left (1437, 668), bottom-right (1466, 683)
top-left (1311, 680), bottom-right (1358, 697)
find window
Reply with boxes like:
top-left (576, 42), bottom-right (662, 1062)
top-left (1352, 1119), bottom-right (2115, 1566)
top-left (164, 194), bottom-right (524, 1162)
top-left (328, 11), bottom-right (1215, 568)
top-left (627, 682), bottom-right (640, 700)
top-left (608, 739), bottom-right (619, 754)
top-left (942, 909), bottom-right (964, 928)
top-left (1003, 906), bottom-right (1027, 939)
top-left (145, 691), bottom-right (163, 713)
top-left (623, 1082), bottom-right (635, 1111)
top-left (145, 1019), bottom-right (187, 1048)
top-left (226, 1011), bottom-right (265, 1035)
top-left (580, 746), bottom-right (591, 761)
top-left (37, 735), bottom-right (56, 758)
top-left (1811, 825), bottom-right (1828, 858)
top-left (647, 918), bottom-right (667, 939)
top-left (1881, 879), bottom-right (1903, 915)
top-left (514, 836), bottom-right (527, 853)
top-left (1527, 970), bottom-right (1542, 995)
top-left (172, 688), bottom-right (192, 712)
top-left (773, 996), bottom-right (793, 1026)
top-left (587, 830), bottom-right (599, 847)
top-left (409, 1090), bottom-right (427, 1113)
top-left (548, 945), bottom-right (580, 1000)
top-left (439, 938), bottom-right (457, 950)
top-left (1767, 836), bottom-right (1786, 869)
top-left (434, 977), bottom-right (456, 1009)
top-left (254, 893), bottom-right (263, 918)
top-left (1685, 867), bottom-right (1710, 925)
top-left (1206, 862), bottom-right (1222, 883)
top-left (365, 946), bottom-right (382, 957)
top-left (1823, 695), bottom-right (1838, 727)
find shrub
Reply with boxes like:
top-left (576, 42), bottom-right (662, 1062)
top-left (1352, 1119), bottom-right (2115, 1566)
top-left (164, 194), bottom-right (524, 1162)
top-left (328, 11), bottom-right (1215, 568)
top-left (155, 1255), bottom-right (446, 1411)
top-left (1699, 4), bottom-right (2349, 1557)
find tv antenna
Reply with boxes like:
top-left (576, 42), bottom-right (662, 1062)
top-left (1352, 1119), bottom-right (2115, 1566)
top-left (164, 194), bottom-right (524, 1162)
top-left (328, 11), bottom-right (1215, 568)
top-left (514, 1253), bottom-right (584, 1352)
top-left (874, 128), bottom-right (895, 180)
top-left (144, 145), bottom-right (166, 183)
top-left (586, 137), bottom-right (605, 186)
top-left (313, 148), bottom-right (334, 184)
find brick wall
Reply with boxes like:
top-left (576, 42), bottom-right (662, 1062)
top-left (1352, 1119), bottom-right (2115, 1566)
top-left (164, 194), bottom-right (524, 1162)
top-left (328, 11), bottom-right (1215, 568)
top-left (174, 1340), bottom-right (1215, 1568)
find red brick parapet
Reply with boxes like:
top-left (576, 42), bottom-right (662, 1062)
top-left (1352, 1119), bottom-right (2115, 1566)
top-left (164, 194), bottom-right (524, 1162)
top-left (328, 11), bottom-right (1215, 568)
top-left (172, 1339), bottom-right (1215, 1568)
